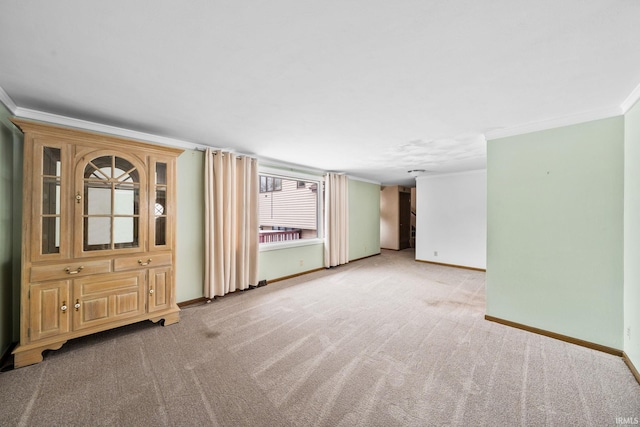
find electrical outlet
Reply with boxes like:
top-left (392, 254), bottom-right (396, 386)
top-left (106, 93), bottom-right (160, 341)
top-left (628, 327), bottom-right (631, 340)
top-left (434, 251), bottom-right (438, 257)
top-left (299, 259), bottom-right (304, 267)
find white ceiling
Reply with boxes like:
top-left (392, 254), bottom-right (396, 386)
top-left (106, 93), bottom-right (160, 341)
top-left (1, 1), bottom-right (640, 186)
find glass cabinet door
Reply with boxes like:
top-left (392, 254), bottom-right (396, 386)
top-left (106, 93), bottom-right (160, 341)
top-left (77, 154), bottom-right (147, 255)
top-left (149, 157), bottom-right (172, 250)
top-left (32, 141), bottom-right (71, 261)
top-left (42, 147), bottom-right (62, 254)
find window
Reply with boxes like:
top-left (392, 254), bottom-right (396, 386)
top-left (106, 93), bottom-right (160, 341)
top-left (259, 171), bottom-right (322, 246)
top-left (260, 176), bottom-right (282, 193)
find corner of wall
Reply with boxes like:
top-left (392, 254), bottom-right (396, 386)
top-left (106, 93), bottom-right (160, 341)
top-left (624, 96), bottom-right (640, 372)
top-left (0, 101), bottom-right (23, 357)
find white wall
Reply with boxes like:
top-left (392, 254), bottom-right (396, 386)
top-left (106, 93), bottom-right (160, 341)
top-left (415, 170), bottom-right (486, 269)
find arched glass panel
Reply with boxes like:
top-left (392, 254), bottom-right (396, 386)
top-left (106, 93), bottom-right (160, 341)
top-left (83, 156), bottom-right (140, 251)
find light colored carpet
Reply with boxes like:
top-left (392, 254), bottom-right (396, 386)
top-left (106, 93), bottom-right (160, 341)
top-left (1, 249), bottom-right (638, 426)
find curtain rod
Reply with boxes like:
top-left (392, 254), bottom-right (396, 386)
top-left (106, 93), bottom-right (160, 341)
top-left (198, 147), bottom-right (255, 160)
top-left (197, 147), bottom-right (345, 178)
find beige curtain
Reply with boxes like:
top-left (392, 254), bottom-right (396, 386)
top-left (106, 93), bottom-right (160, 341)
top-left (204, 149), bottom-right (259, 298)
top-left (324, 173), bottom-right (349, 268)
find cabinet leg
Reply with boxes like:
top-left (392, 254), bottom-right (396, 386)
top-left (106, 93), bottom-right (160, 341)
top-left (149, 311), bottom-right (180, 326)
top-left (162, 312), bottom-right (180, 326)
top-left (13, 341), bottom-right (67, 369)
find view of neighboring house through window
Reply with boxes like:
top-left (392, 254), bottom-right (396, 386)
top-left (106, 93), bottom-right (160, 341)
top-left (260, 176), bottom-right (282, 193)
top-left (259, 173), bottom-right (320, 244)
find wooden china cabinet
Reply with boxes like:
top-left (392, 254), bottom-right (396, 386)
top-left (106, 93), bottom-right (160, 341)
top-left (11, 118), bottom-right (183, 368)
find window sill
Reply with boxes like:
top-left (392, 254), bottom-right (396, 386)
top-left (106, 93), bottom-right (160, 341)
top-left (259, 238), bottom-right (324, 252)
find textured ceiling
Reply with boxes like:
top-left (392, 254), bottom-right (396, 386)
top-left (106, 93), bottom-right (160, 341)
top-left (1, 0), bottom-right (640, 185)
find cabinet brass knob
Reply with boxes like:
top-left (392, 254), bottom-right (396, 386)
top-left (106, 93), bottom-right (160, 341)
top-left (61, 301), bottom-right (68, 312)
top-left (149, 288), bottom-right (154, 295)
top-left (74, 300), bottom-right (81, 311)
top-left (65, 266), bottom-right (84, 275)
top-left (138, 258), bottom-right (152, 266)
top-left (75, 192), bottom-right (82, 204)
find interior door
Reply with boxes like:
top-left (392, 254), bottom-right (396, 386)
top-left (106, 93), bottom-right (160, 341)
top-left (399, 191), bottom-right (411, 250)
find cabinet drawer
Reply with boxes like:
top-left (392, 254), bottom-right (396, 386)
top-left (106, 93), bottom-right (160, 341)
top-left (31, 259), bottom-right (112, 282)
top-left (113, 252), bottom-right (172, 271)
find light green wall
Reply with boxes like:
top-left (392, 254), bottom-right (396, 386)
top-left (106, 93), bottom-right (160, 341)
top-left (348, 178), bottom-right (381, 260)
top-left (174, 161), bottom-right (382, 289)
top-left (255, 165), bottom-right (326, 282)
top-left (0, 103), bottom-right (22, 356)
top-left (175, 150), bottom-right (205, 302)
top-left (259, 243), bottom-right (325, 282)
top-left (624, 100), bottom-right (640, 367)
top-left (258, 177), bottom-right (381, 282)
top-left (487, 116), bottom-right (624, 349)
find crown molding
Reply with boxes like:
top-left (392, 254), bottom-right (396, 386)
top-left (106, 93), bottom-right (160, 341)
top-left (621, 81), bottom-right (640, 114)
top-left (11, 107), bottom-right (343, 180)
top-left (0, 86), bottom-right (17, 113)
top-left (415, 168), bottom-right (486, 181)
top-left (260, 159), bottom-right (380, 184)
top-left (259, 165), bottom-right (325, 181)
top-left (484, 106), bottom-right (623, 141)
top-left (13, 107), bottom-right (205, 151)
top-left (259, 157), bottom-right (328, 177)
top-left (346, 175), bottom-right (381, 185)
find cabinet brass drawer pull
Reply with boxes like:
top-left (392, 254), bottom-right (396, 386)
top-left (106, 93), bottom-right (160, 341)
top-left (138, 258), bottom-right (152, 266)
top-left (65, 266), bottom-right (84, 275)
